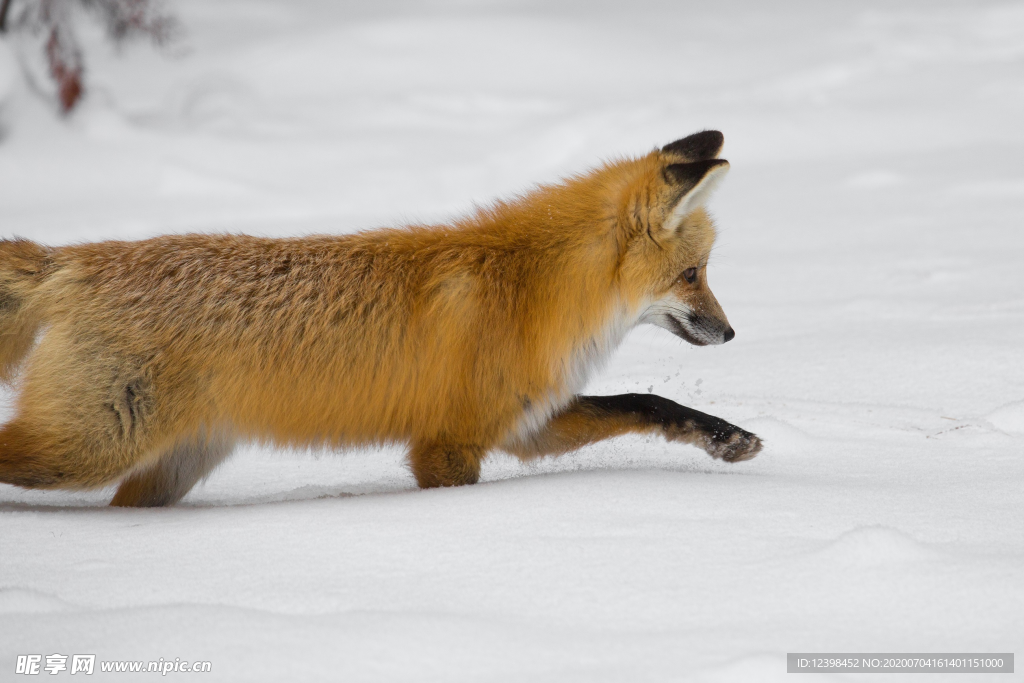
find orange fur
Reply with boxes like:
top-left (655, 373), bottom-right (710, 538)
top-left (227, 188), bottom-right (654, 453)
top-left (0, 131), bottom-right (761, 506)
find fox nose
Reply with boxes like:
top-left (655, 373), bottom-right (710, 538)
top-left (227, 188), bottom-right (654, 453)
top-left (723, 327), bottom-right (735, 342)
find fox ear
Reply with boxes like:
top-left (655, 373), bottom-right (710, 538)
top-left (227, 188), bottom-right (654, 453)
top-left (662, 159), bottom-right (730, 233)
top-left (662, 130), bottom-right (724, 162)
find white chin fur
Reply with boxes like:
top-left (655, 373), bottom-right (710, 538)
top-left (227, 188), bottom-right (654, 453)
top-left (641, 298), bottom-right (690, 332)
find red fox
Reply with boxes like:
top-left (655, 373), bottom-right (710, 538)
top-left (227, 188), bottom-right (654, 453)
top-left (0, 131), bottom-right (761, 507)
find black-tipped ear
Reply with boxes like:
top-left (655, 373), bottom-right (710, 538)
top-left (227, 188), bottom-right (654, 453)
top-left (661, 131), bottom-right (724, 162)
top-left (664, 158), bottom-right (728, 188)
top-left (662, 159), bottom-right (730, 232)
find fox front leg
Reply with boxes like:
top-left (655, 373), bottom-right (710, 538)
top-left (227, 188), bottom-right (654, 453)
top-left (409, 441), bottom-right (486, 488)
top-left (506, 393), bottom-right (762, 463)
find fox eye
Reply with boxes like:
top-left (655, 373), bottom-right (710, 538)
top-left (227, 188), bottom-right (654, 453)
top-left (681, 268), bottom-right (698, 284)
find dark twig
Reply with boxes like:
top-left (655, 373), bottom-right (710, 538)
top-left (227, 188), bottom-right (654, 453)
top-left (0, 0), bottom-right (13, 33)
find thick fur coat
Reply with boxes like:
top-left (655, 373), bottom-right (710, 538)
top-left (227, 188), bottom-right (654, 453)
top-left (0, 131), bottom-right (761, 506)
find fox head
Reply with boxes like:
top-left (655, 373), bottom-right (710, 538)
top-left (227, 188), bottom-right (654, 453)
top-left (616, 131), bottom-right (735, 346)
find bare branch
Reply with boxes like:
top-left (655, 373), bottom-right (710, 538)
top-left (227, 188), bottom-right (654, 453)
top-left (0, 0), bottom-right (13, 33)
top-left (3, 0), bottom-right (180, 114)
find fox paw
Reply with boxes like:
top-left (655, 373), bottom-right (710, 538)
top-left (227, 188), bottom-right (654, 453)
top-left (704, 427), bottom-right (762, 462)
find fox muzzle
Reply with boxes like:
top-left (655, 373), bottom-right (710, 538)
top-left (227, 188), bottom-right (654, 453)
top-left (667, 313), bottom-right (734, 346)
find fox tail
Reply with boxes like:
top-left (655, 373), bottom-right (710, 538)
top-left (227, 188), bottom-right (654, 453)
top-left (0, 238), bottom-right (54, 382)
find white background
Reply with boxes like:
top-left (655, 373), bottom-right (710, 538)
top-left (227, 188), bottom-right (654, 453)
top-left (1, 1), bottom-right (1022, 680)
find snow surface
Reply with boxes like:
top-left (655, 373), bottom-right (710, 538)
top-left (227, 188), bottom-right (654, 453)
top-left (1, 1), bottom-right (1023, 681)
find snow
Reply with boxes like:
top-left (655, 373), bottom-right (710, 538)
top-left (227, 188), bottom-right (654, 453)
top-left (1, 1), bottom-right (1022, 681)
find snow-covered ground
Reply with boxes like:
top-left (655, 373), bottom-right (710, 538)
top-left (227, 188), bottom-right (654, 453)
top-left (1, 1), bottom-right (1022, 680)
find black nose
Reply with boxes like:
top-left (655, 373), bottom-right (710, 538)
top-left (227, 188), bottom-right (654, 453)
top-left (723, 327), bottom-right (735, 342)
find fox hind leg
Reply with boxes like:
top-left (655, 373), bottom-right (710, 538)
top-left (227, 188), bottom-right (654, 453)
top-left (110, 432), bottom-right (235, 507)
top-left (505, 393), bottom-right (762, 463)
top-left (0, 327), bottom-right (210, 496)
top-left (0, 416), bottom-right (146, 490)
